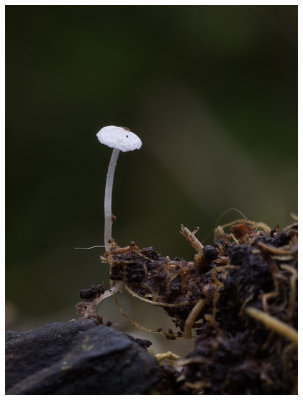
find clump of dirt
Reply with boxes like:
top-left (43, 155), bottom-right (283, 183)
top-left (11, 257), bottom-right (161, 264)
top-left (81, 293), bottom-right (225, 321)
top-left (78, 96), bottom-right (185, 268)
top-left (77, 216), bottom-right (298, 394)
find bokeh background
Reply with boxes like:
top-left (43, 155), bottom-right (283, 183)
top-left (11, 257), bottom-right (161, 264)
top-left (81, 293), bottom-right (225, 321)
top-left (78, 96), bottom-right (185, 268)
top-left (6, 5), bottom-right (297, 354)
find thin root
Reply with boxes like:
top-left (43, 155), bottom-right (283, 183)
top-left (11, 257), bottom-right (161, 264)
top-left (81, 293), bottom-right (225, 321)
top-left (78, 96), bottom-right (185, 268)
top-left (183, 298), bottom-right (206, 339)
top-left (257, 241), bottom-right (296, 255)
top-left (125, 283), bottom-right (186, 308)
top-left (112, 296), bottom-right (177, 338)
top-left (246, 307), bottom-right (298, 345)
top-left (280, 264), bottom-right (297, 309)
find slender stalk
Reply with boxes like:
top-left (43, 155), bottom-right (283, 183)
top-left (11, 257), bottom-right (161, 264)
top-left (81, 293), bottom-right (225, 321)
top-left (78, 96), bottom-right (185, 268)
top-left (95, 281), bottom-right (123, 305)
top-left (104, 148), bottom-right (120, 251)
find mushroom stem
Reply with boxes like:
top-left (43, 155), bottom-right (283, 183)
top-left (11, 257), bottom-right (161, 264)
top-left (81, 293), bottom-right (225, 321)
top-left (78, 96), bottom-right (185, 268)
top-left (104, 148), bottom-right (120, 251)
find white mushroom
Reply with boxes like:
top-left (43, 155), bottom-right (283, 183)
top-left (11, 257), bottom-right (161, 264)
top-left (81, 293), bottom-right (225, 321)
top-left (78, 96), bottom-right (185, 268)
top-left (97, 125), bottom-right (142, 251)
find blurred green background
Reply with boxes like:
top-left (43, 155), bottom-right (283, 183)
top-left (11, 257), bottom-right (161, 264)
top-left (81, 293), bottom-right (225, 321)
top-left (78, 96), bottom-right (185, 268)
top-left (6, 5), bottom-right (297, 353)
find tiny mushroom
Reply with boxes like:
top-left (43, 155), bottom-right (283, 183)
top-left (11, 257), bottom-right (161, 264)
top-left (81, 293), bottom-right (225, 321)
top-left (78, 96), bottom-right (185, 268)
top-left (95, 125), bottom-right (142, 303)
top-left (97, 125), bottom-right (142, 251)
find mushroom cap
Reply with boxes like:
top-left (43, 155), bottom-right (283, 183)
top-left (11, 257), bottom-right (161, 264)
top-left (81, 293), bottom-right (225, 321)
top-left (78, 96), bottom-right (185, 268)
top-left (97, 125), bottom-right (142, 152)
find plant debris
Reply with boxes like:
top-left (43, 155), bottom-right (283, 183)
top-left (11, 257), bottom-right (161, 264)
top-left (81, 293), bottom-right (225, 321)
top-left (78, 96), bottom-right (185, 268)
top-left (76, 216), bottom-right (298, 394)
top-left (79, 284), bottom-right (104, 300)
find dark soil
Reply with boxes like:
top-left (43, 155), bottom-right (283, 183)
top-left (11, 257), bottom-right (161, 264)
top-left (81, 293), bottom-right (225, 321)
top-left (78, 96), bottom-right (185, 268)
top-left (100, 218), bottom-right (298, 394)
top-left (6, 218), bottom-right (297, 394)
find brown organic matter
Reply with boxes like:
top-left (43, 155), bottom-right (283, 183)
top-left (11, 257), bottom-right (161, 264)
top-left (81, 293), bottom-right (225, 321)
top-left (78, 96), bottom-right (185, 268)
top-left (76, 216), bottom-right (298, 394)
